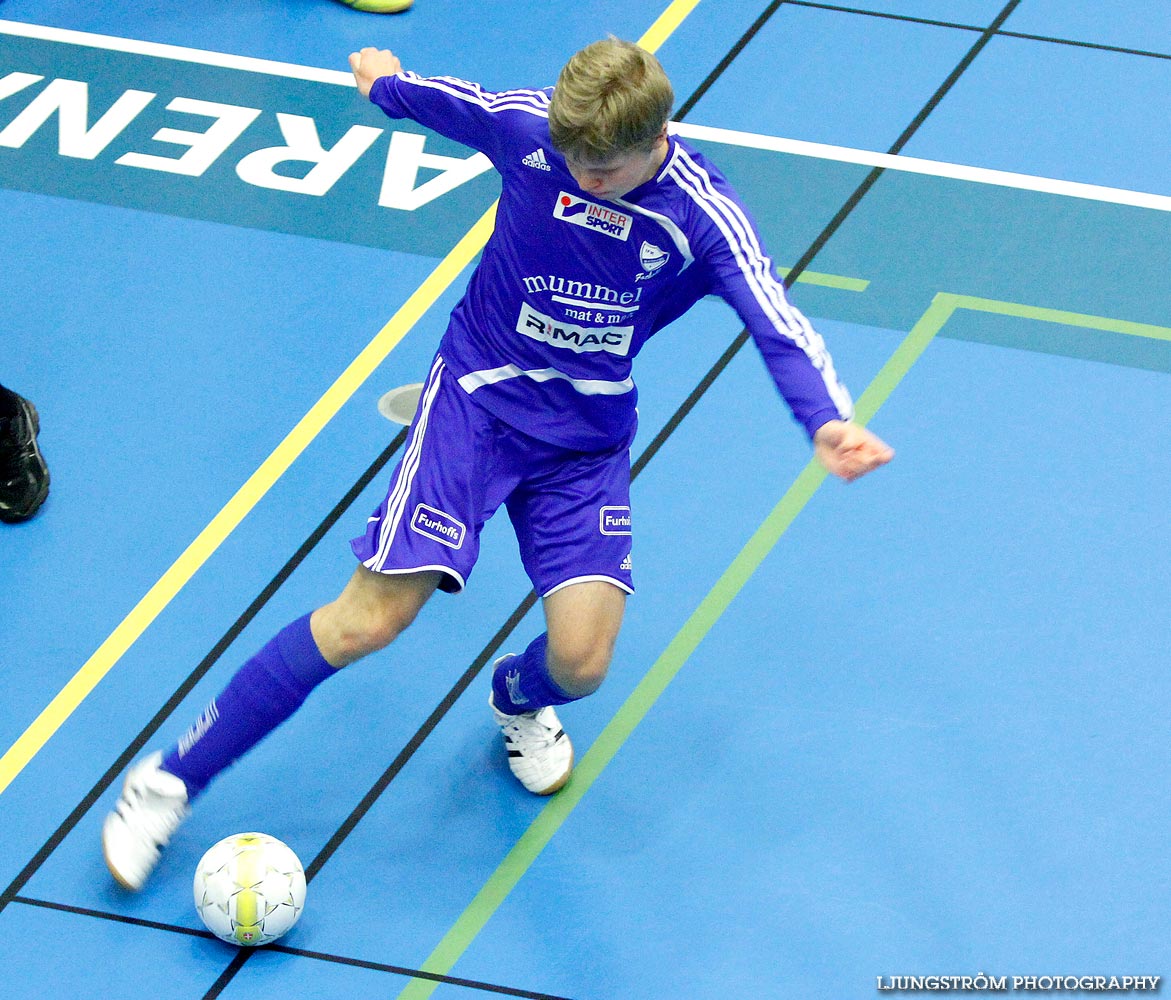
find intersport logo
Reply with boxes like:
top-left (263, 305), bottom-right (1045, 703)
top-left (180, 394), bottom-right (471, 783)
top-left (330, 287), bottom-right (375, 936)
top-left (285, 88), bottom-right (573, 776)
top-left (553, 192), bottom-right (632, 240)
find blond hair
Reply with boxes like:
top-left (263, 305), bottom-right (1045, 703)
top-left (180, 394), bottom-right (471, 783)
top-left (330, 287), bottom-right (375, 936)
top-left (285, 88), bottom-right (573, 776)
top-left (548, 38), bottom-right (674, 162)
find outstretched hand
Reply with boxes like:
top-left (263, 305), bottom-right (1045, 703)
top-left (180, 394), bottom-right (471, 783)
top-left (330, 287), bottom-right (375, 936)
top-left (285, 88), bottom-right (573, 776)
top-left (349, 47), bottom-right (402, 98)
top-left (813, 420), bottom-right (894, 482)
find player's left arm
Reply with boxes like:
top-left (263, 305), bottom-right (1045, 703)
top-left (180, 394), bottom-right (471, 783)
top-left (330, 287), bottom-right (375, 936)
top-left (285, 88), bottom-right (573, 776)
top-left (812, 418), bottom-right (893, 483)
top-left (692, 180), bottom-right (893, 482)
top-left (725, 272), bottom-right (895, 483)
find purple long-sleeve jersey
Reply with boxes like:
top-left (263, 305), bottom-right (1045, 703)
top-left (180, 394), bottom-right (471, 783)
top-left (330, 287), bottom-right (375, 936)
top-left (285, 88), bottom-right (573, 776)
top-left (370, 72), bottom-right (853, 452)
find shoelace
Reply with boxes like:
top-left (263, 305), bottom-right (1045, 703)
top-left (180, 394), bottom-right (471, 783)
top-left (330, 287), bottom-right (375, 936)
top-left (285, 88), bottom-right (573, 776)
top-left (502, 712), bottom-right (560, 749)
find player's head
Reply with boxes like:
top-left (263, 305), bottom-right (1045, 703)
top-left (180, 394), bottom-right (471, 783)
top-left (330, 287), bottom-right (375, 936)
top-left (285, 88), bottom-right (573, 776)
top-left (550, 38), bottom-right (674, 200)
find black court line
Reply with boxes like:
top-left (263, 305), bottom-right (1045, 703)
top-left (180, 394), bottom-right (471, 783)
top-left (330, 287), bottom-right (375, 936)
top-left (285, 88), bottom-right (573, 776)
top-left (783, 0), bottom-right (1020, 286)
top-left (784, 0), bottom-right (981, 32)
top-left (675, 0), bottom-right (782, 121)
top-left (3, 3), bottom-right (1019, 998)
top-left (785, 0), bottom-right (1171, 61)
top-left (1001, 30), bottom-right (1171, 63)
top-left (0, 429), bottom-right (407, 916)
top-left (14, 896), bottom-right (572, 999)
top-left (301, 587), bottom-right (538, 884)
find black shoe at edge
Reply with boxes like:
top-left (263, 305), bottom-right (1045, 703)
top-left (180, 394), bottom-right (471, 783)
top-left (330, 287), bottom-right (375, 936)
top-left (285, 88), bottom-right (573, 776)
top-left (0, 395), bottom-right (50, 523)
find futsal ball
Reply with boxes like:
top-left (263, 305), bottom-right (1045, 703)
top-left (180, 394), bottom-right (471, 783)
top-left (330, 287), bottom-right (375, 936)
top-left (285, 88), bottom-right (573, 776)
top-left (193, 832), bottom-right (307, 946)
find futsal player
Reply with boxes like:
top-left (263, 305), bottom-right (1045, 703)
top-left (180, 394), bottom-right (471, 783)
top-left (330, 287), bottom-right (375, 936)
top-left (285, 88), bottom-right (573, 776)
top-left (103, 38), bottom-right (894, 890)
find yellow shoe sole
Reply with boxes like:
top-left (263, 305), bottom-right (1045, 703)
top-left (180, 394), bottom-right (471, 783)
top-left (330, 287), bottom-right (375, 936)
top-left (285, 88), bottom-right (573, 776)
top-left (335, 0), bottom-right (414, 12)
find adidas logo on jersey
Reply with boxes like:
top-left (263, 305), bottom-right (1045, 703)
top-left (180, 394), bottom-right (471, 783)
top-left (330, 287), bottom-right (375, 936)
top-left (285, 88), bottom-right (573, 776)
top-left (620, 553), bottom-right (633, 572)
top-left (522, 148), bottom-right (551, 171)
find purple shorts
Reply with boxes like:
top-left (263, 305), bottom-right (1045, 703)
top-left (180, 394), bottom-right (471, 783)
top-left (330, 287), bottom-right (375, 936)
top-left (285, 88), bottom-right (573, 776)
top-left (351, 356), bottom-right (634, 596)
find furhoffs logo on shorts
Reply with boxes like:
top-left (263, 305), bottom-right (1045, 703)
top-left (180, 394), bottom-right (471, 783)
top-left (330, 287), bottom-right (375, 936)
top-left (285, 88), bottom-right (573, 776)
top-left (411, 503), bottom-right (466, 549)
top-left (599, 506), bottom-right (632, 536)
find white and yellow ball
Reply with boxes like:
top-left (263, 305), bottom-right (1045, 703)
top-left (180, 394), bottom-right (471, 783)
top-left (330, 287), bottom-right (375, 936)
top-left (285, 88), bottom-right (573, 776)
top-left (193, 832), bottom-right (306, 946)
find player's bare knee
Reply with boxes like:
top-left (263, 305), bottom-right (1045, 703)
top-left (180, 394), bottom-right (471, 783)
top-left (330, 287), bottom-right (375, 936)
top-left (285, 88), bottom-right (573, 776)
top-left (319, 620), bottom-right (388, 664)
top-left (546, 635), bottom-right (613, 696)
top-left (312, 597), bottom-right (418, 665)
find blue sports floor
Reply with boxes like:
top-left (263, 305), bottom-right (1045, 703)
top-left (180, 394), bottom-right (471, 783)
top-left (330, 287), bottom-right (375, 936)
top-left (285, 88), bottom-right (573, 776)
top-left (2, 2), bottom-right (1170, 997)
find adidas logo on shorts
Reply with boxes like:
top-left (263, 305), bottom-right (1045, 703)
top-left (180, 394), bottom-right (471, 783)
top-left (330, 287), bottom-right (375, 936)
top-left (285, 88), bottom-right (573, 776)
top-left (522, 148), bottom-right (551, 171)
top-left (620, 553), bottom-right (632, 572)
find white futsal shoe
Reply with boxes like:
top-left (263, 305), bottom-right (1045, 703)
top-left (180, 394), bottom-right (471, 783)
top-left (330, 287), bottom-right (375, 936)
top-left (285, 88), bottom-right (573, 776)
top-left (102, 752), bottom-right (190, 891)
top-left (490, 656), bottom-right (574, 795)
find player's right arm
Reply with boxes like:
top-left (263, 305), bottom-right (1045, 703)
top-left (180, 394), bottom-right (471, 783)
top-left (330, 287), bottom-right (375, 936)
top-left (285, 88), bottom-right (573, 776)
top-left (347, 47), bottom-right (545, 164)
top-left (349, 47), bottom-right (401, 97)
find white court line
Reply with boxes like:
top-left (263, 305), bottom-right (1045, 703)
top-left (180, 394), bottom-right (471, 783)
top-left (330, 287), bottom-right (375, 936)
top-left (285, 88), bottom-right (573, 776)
top-left (0, 17), bottom-right (356, 85)
top-left (2, 16), bottom-right (1170, 214)
top-left (674, 122), bottom-right (1171, 215)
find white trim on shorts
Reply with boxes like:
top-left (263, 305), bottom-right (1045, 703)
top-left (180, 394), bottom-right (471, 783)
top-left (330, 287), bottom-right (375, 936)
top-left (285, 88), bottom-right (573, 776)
top-left (364, 356), bottom-right (446, 571)
top-left (543, 574), bottom-right (635, 599)
top-left (367, 564), bottom-right (468, 592)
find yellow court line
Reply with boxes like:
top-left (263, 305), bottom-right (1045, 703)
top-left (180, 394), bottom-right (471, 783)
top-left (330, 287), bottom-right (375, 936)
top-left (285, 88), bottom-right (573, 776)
top-left (0, 205), bottom-right (497, 798)
top-left (638, 0), bottom-right (702, 52)
top-left (0, 0), bottom-right (700, 796)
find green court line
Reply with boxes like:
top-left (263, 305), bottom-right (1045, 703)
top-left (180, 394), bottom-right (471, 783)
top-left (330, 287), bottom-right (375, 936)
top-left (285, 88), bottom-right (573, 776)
top-left (778, 265), bottom-right (870, 292)
top-left (943, 293), bottom-right (1171, 342)
top-left (394, 299), bottom-right (949, 1000)
top-left (394, 289), bottom-right (1171, 998)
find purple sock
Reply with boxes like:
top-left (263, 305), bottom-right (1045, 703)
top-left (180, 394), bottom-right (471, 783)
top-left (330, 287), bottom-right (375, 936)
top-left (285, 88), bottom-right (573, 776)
top-left (491, 633), bottom-right (579, 714)
top-left (161, 613), bottom-right (336, 798)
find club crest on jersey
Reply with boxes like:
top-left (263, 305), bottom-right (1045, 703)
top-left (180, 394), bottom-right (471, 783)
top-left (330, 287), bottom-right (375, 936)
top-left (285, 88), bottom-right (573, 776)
top-left (554, 192), bottom-right (632, 241)
top-left (637, 241), bottom-right (670, 280)
top-left (411, 503), bottom-right (466, 549)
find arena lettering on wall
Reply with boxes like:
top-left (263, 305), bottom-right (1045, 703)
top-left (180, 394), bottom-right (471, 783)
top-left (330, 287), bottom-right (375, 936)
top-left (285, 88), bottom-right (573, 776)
top-left (0, 25), bottom-right (500, 257)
